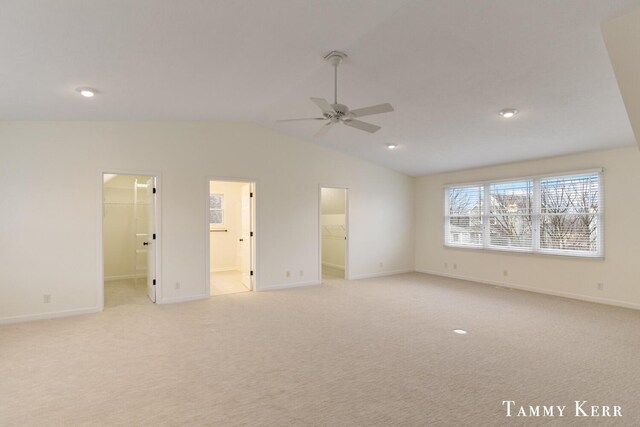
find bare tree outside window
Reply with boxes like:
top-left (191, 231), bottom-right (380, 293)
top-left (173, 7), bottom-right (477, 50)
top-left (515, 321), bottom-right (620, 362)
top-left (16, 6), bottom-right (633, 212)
top-left (540, 175), bottom-right (599, 252)
top-left (445, 172), bottom-right (601, 256)
top-left (447, 186), bottom-right (483, 246)
top-left (489, 181), bottom-right (533, 249)
top-left (209, 194), bottom-right (224, 227)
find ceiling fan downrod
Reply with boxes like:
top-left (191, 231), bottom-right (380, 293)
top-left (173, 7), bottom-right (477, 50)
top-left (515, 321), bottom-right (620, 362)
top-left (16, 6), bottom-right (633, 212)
top-left (324, 51), bottom-right (347, 105)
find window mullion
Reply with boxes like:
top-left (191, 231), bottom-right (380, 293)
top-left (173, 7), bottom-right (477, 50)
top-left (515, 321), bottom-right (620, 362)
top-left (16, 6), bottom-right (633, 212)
top-left (483, 184), bottom-right (490, 248)
top-left (443, 188), bottom-right (450, 245)
top-left (533, 178), bottom-right (541, 252)
top-left (598, 172), bottom-right (604, 257)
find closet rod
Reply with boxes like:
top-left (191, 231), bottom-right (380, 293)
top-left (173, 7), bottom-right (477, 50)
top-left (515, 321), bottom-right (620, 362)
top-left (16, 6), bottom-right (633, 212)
top-left (210, 229), bottom-right (228, 232)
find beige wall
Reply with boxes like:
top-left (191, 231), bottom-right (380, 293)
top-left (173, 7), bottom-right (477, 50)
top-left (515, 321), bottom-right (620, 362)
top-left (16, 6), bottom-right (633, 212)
top-left (0, 121), bottom-right (415, 322)
top-left (209, 181), bottom-right (243, 272)
top-left (415, 146), bottom-right (640, 308)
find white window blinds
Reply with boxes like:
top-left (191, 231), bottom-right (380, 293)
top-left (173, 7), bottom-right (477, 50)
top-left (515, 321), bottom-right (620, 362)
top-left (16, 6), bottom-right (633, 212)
top-left (446, 186), bottom-right (484, 247)
top-left (539, 174), bottom-right (601, 254)
top-left (444, 171), bottom-right (602, 257)
top-left (489, 180), bottom-right (533, 250)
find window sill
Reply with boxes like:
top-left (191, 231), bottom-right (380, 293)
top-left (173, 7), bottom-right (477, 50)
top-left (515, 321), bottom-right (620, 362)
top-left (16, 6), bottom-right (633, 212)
top-left (443, 244), bottom-right (604, 260)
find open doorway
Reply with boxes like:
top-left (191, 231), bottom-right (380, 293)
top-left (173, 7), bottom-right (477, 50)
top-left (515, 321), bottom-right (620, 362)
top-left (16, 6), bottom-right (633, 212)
top-left (102, 173), bottom-right (158, 308)
top-left (320, 187), bottom-right (348, 280)
top-left (208, 179), bottom-right (255, 296)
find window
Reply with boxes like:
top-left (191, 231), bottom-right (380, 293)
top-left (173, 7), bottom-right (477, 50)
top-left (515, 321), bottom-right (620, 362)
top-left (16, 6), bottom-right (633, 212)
top-left (540, 174), bottom-right (600, 253)
top-left (209, 193), bottom-right (224, 227)
top-left (447, 185), bottom-right (483, 247)
top-left (489, 180), bottom-right (533, 250)
top-left (444, 170), bottom-right (602, 257)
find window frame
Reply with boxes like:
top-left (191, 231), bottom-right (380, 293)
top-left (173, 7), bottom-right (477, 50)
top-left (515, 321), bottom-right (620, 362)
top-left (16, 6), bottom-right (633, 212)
top-left (209, 193), bottom-right (225, 228)
top-left (444, 184), bottom-right (484, 249)
top-left (443, 169), bottom-right (604, 258)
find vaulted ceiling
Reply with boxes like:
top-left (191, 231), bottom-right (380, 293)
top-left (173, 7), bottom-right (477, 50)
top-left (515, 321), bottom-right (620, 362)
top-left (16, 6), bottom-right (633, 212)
top-left (1, 0), bottom-right (638, 175)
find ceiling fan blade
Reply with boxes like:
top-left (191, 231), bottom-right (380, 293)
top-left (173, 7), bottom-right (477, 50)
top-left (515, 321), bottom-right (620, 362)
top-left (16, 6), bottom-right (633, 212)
top-left (349, 103), bottom-right (394, 118)
top-left (310, 97), bottom-right (335, 115)
top-left (315, 122), bottom-right (332, 138)
top-left (277, 117), bottom-right (325, 122)
top-left (343, 119), bottom-right (381, 133)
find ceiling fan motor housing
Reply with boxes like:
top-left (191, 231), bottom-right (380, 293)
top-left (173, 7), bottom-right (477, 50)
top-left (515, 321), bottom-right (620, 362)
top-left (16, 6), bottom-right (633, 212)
top-left (331, 103), bottom-right (350, 116)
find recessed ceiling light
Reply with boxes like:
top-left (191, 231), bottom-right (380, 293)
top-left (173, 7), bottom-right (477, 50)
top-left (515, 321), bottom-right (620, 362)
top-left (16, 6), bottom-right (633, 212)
top-left (386, 143), bottom-right (398, 150)
top-left (76, 87), bottom-right (97, 98)
top-left (499, 108), bottom-right (518, 118)
top-left (453, 329), bottom-right (468, 335)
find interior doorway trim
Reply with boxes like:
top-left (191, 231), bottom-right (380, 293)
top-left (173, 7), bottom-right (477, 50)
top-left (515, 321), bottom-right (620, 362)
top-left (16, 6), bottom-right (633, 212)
top-left (205, 176), bottom-right (259, 295)
top-left (98, 169), bottom-right (163, 310)
top-left (318, 185), bottom-right (350, 281)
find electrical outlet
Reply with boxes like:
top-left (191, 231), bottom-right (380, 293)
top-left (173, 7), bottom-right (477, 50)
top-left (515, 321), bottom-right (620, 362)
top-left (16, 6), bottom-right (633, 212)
top-left (175, 282), bottom-right (181, 290)
top-left (597, 282), bottom-right (604, 291)
top-left (444, 262), bottom-right (448, 269)
top-left (503, 270), bottom-right (508, 277)
top-left (286, 271), bottom-right (291, 278)
top-left (379, 262), bottom-right (384, 268)
top-left (299, 270), bottom-right (304, 277)
top-left (43, 294), bottom-right (51, 304)
top-left (453, 263), bottom-right (457, 270)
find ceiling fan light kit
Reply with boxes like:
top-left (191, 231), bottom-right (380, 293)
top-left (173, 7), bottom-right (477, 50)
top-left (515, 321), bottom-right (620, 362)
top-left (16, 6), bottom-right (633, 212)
top-left (278, 50), bottom-right (394, 137)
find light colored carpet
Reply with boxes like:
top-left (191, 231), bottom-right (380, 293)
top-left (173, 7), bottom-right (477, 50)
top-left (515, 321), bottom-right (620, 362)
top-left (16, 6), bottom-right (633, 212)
top-left (211, 270), bottom-right (251, 296)
top-left (1, 273), bottom-right (640, 426)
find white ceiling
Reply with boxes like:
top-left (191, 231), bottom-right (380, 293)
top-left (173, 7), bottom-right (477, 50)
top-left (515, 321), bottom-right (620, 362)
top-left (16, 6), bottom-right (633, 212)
top-left (1, 0), bottom-right (638, 175)
top-left (602, 8), bottom-right (640, 149)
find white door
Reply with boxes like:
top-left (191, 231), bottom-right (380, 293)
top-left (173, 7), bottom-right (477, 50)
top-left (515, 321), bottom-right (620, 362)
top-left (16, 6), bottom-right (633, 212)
top-left (146, 177), bottom-right (156, 302)
top-left (240, 184), bottom-right (252, 290)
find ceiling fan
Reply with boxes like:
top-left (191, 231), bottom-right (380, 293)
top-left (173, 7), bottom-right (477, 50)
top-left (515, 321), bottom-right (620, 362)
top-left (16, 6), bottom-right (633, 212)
top-left (278, 51), bottom-right (394, 137)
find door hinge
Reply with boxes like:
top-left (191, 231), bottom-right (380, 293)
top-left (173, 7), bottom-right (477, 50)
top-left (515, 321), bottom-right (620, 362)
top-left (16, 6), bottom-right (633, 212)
top-left (250, 270), bottom-right (254, 276)
top-left (250, 192), bottom-right (253, 198)
top-left (250, 231), bottom-right (254, 237)
top-left (153, 279), bottom-right (156, 285)
top-left (153, 233), bottom-right (156, 240)
top-left (153, 188), bottom-right (156, 194)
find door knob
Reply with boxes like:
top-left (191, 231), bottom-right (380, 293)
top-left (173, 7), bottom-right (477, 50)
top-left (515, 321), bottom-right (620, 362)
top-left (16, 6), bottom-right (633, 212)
top-left (143, 242), bottom-right (149, 246)
top-left (239, 238), bottom-right (244, 242)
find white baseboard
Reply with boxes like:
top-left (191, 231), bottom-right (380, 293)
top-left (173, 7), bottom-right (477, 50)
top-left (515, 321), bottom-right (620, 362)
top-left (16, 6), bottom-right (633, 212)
top-left (0, 306), bottom-right (101, 325)
top-left (322, 262), bottom-right (345, 270)
top-left (259, 280), bottom-right (321, 292)
top-left (416, 269), bottom-right (640, 311)
top-left (157, 294), bottom-right (210, 304)
top-left (349, 269), bottom-right (415, 280)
